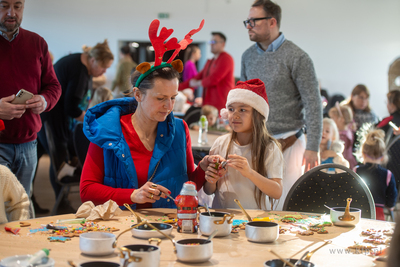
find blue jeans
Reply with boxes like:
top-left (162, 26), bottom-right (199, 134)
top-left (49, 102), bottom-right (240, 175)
top-left (0, 140), bottom-right (38, 196)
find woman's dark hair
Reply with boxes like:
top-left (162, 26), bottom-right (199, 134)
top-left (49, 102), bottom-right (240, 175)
top-left (130, 66), bottom-right (180, 94)
top-left (387, 90), bottom-right (400, 113)
top-left (183, 44), bottom-right (199, 64)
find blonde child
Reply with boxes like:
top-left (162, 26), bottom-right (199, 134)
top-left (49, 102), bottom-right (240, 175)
top-left (329, 103), bottom-right (357, 168)
top-left (88, 87), bottom-right (113, 109)
top-left (320, 118), bottom-right (349, 173)
top-left (203, 79), bottom-right (283, 210)
top-left (190, 105), bottom-right (218, 131)
top-left (354, 129), bottom-right (398, 220)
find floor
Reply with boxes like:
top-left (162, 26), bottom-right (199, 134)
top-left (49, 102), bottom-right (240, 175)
top-left (33, 154), bottom-right (82, 218)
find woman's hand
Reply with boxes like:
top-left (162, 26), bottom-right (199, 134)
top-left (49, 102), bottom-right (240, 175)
top-left (200, 155), bottom-right (227, 184)
top-left (226, 154), bottom-right (252, 177)
top-left (130, 182), bottom-right (170, 204)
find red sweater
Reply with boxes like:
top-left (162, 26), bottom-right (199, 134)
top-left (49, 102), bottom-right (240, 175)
top-left (0, 28), bottom-right (61, 143)
top-left (80, 115), bottom-right (206, 207)
top-left (179, 51), bottom-right (235, 111)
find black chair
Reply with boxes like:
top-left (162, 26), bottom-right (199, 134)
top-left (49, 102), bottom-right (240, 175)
top-left (283, 163), bottom-right (376, 219)
top-left (73, 122), bottom-right (90, 167)
top-left (183, 106), bottom-right (201, 127)
top-left (44, 121), bottom-right (80, 215)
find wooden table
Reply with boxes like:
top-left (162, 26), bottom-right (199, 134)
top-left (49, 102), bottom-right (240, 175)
top-left (0, 209), bottom-right (394, 266)
top-left (189, 129), bottom-right (225, 151)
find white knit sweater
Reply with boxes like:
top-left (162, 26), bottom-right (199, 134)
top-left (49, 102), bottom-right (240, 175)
top-left (0, 165), bottom-right (30, 224)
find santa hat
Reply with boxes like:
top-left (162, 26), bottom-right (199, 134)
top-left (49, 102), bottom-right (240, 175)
top-left (220, 79), bottom-right (269, 121)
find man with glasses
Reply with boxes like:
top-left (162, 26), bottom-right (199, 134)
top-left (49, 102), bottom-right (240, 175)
top-left (179, 32), bottom-right (234, 112)
top-left (241, 0), bottom-right (322, 210)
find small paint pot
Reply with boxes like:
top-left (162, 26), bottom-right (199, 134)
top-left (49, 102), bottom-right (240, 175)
top-left (245, 221), bottom-right (279, 243)
top-left (79, 232), bottom-right (116, 256)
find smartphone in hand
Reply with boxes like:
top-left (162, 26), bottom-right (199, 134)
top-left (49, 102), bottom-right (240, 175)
top-left (11, 89), bottom-right (34, 104)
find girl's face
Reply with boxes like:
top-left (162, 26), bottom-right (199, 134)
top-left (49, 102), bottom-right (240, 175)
top-left (135, 78), bottom-right (179, 122)
top-left (206, 114), bottom-right (217, 126)
top-left (228, 103), bottom-right (253, 133)
top-left (193, 48), bottom-right (201, 61)
top-left (351, 92), bottom-right (369, 110)
top-left (321, 123), bottom-right (334, 145)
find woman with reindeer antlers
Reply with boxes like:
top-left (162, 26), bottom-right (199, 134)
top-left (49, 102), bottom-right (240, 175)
top-left (79, 19), bottom-right (225, 209)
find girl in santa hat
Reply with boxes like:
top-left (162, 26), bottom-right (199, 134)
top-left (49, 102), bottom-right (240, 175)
top-left (203, 79), bottom-right (284, 210)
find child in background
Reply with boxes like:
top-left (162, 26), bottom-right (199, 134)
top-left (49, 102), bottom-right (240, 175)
top-left (354, 129), bottom-right (398, 221)
top-left (88, 87), bottom-right (113, 109)
top-left (329, 103), bottom-right (357, 168)
top-left (203, 79), bottom-right (283, 210)
top-left (320, 118), bottom-right (349, 173)
top-left (190, 105), bottom-right (218, 131)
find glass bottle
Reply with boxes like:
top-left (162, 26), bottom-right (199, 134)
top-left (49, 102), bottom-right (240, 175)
top-left (198, 115), bottom-right (208, 145)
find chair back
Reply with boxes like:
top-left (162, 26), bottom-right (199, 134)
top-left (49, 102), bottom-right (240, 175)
top-left (283, 163), bottom-right (376, 219)
top-left (73, 122), bottom-right (90, 167)
top-left (183, 106), bottom-right (201, 126)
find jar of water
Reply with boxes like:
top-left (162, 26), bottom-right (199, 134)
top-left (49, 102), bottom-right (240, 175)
top-left (198, 115), bottom-right (208, 145)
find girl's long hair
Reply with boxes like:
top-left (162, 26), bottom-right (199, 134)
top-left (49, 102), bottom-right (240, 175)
top-left (225, 109), bottom-right (281, 210)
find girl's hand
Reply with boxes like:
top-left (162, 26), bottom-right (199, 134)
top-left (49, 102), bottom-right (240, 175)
top-left (130, 182), bottom-right (170, 204)
top-left (201, 155), bottom-right (226, 184)
top-left (227, 154), bottom-right (252, 177)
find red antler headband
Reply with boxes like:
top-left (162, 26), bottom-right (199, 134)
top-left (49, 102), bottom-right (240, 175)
top-left (135, 19), bottom-right (205, 88)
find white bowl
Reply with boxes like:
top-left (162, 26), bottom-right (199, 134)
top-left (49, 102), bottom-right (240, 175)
top-left (330, 207), bottom-right (361, 227)
top-left (0, 255), bottom-right (55, 267)
top-left (79, 232), bottom-right (116, 256)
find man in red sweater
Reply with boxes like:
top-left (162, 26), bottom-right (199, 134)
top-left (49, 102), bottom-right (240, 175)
top-left (179, 32), bottom-right (235, 112)
top-left (0, 0), bottom-right (61, 199)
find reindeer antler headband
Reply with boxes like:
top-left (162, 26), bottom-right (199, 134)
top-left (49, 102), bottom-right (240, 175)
top-left (135, 19), bottom-right (205, 88)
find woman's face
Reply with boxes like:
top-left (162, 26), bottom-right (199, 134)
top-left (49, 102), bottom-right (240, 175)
top-left (90, 58), bottom-right (113, 77)
top-left (387, 99), bottom-right (397, 114)
top-left (194, 48), bottom-right (201, 61)
top-left (137, 78), bottom-right (179, 122)
top-left (351, 92), bottom-right (369, 110)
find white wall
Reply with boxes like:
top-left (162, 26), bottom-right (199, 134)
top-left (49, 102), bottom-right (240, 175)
top-left (23, 0), bottom-right (400, 117)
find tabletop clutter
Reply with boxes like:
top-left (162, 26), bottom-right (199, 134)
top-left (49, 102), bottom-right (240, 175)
top-left (0, 184), bottom-right (394, 267)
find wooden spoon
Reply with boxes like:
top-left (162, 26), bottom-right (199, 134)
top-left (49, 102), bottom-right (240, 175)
top-left (234, 199), bottom-right (252, 222)
top-left (339, 198), bottom-right (355, 221)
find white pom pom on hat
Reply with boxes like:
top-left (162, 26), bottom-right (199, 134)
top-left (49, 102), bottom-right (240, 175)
top-left (220, 79), bottom-right (269, 121)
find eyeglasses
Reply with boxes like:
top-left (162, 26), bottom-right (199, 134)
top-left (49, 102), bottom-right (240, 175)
top-left (243, 17), bottom-right (272, 28)
top-left (208, 40), bottom-right (223, 44)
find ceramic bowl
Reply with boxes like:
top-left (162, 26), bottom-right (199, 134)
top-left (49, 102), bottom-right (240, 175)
top-left (79, 232), bottom-right (116, 256)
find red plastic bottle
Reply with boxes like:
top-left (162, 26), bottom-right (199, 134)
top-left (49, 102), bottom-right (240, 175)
top-left (175, 181), bottom-right (198, 233)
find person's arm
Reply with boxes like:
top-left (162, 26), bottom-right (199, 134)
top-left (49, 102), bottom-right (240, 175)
top-left (2, 167), bottom-right (30, 222)
top-left (178, 61), bottom-right (207, 91)
top-left (63, 73), bottom-right (87, 120)
top-left (201, 53), bottom-right (234, 88)
top-left (292, 54), bottom-right (322, 170)
top-left (80, 143), bottom-right (134, 206)
top-left (386, 172), bottom-right (398, 208)
top-left (227, 143), bottom-right (283, 199)
top-left (33, 43), bottom-right (61, 112)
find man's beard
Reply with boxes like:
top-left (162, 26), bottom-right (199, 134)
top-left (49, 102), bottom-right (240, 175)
top-left (0, 17), bottom-right (20, 33)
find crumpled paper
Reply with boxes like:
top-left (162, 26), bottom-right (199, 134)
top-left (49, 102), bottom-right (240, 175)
top-left (75, 200), bottom-right (122, 221)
